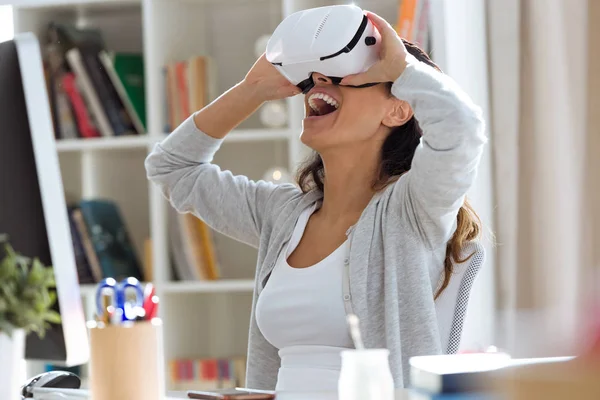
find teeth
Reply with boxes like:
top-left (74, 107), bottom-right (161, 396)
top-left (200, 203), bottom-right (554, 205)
top-left (307, 92), bottom-right (340, 114)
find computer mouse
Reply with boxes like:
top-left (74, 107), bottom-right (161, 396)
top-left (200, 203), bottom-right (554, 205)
top-left (21, 371), bottom-right (81, 398)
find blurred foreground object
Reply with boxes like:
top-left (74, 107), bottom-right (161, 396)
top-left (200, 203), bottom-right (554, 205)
top-left (491, 316), bottom-right (600, 399)
top-left (491, 357), bottom-right (600, 399)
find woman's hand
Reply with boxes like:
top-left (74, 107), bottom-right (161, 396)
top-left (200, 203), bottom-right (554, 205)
top-left (340, 11), bottom-right (409, 86)
top-left (241, 53), bottom-right (302, 103)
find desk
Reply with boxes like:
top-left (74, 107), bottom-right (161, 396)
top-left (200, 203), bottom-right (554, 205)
top-left (167, 390), bottom-right (410, 400)
top-left (27, 389), bottom-right (411, 399)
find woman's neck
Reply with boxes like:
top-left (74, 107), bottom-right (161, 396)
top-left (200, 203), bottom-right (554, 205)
top-left (317, 144), bottom-right (381, 223)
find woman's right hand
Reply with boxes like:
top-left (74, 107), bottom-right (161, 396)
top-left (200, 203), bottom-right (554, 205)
top-left (242, 53), bottom-right (302, 102)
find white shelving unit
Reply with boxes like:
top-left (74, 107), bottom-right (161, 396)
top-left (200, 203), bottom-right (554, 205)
top-left (2, 0), bottom-right (319, 388)
top-left (3, 0), bottom-right (495, 391)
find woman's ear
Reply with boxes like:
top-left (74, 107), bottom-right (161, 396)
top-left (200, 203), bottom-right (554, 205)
top-left (382, 99), bottom-right (413, 128)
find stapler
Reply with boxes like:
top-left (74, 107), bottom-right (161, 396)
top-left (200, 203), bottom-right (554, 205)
top-left (21, 371), bottom-right (81, 399)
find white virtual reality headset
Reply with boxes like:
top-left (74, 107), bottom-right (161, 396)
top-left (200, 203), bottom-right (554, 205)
top-left (266, 4), bottom-right (382, 94)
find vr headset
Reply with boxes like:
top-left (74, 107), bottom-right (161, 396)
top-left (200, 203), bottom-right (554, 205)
top-left (266, 5), bottom-right (381, 94)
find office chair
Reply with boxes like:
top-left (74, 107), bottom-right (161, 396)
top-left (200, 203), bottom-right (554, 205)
top-left (435, 241), bottom-right (486, 354)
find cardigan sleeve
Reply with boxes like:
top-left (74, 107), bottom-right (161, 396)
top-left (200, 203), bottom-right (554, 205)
top-left (390, 56), bottom-right (487, 249)
top-left (145, 114), bottom-right (300, 248)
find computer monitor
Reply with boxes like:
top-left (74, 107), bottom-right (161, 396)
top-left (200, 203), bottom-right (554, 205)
top-left (0, 32), bottom-right (89, 366)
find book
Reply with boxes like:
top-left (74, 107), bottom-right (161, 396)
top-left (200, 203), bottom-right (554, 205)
top-left (71, 208), bottom-right (103, 282)
top-left (76, 43), bottom-right (137, 136)
top-left (195, 217), bottom-right (219, 280)
top-left (61, 72), bottom-right (101, 138)
top-left (67, 206), bottom-right (96, 284)
top-left (78, 199), bottom-right (143, 281)
top-left (44, 22), bottom-right (144, 140)
top-left (45, 22), bottom-right (106, 139)
top-left (66, 47), bottom-right (115, 137)
top-left (44, 43), bottom-right (78, 140)
top-left (168, 357), bottom-right (246, 391)
top-left (409, 353), bottom-right (573, 395)
top-left (180, 214), bottom-right (209, 280)
top-left (161, 55), bottom-right (220, 281)
top-left (164, 54), bottom-right (217, 128)
top-left (413, 0), bottom-right (430, 52)
top-left (98, 51), bottom-right (145, 135)
top-left (409, 353), bottom-right (511, 394)
top-left (109, 52), bottom-right (146, 131)
top-left (168, 207), bottom-right (196, 281)
top-left (396, 0), bottom-right (419, 41)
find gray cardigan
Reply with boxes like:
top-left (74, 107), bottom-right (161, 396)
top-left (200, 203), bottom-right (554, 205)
top-left (145, 58), bottom-right (487, 389)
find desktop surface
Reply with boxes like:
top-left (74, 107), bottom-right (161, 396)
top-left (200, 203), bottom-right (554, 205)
top-left (166, 390), bottom-right (410, 400)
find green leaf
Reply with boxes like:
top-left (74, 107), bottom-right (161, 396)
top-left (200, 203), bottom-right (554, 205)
top-left (43, 310), bottom-right (61, 324)
top-left (27, 258), bottom-right (44, 285)
top-left (48, 291), bottom-right (57, 305)
top-left (0, 240), bottom-right (59, 338)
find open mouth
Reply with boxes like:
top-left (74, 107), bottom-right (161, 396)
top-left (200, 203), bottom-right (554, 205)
top-left (307, 92), bottom-right (340, 117)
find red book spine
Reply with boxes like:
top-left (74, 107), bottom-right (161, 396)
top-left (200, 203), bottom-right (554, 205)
top-left (175, 61), bottom-right (190, 120)
top-left (62, 73), bottom-right (101, 138)
top-left (200, 359), bottom-right (218, 382)
top-left (187, 359), bottom-right (194, 380)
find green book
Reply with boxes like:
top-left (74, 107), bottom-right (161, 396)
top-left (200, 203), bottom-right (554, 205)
top-left (111, 53), bottom-right (146, 131)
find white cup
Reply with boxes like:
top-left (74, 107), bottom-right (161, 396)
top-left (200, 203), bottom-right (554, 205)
top-left (338, 348), bottom-right (395, 400)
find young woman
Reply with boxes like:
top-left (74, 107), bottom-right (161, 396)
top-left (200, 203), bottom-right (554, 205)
top-left (146, 11), bottom-right (486, 392)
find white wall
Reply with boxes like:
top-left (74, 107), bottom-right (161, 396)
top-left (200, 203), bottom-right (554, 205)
top-left (430, 0), bottom-right (496, 350)
top-left (485, 0), bottom-right (520, 353)
top-left (0, 5), bottom-right (13, 42)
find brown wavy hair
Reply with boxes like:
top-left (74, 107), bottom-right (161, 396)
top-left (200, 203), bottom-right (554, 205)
top-left (295, 40), bottom-right (481, 300)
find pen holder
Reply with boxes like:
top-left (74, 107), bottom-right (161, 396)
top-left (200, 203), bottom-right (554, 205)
top-left (88, 319), bottom-right (164, 400)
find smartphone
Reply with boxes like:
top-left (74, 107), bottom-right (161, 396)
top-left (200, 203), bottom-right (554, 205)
top-left (186, 389), bottom-right (275, 400)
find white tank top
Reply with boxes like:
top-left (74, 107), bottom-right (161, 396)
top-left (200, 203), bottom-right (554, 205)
top-left (255, 203), bottom-right (354, 392)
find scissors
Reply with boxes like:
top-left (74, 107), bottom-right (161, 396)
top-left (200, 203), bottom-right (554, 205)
top-left (95, 277), bottom-right (145, 323)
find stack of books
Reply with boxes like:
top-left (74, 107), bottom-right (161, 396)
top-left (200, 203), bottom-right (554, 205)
top-left (162, 55), bottom-right (217, 133)
top-left (395, 0), bottom-right (430, 53)
top-left (168, 207), bottom-right (220, 281)
top-left (43, 22), bottom-right (146, 140)
top-left (67, 199), bottom-right (145, 284)
top-left (168, 356), bottom-right (246, 391)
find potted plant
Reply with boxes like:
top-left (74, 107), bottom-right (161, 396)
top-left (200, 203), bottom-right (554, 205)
top-left (0, 234), bottom-right (61, 398)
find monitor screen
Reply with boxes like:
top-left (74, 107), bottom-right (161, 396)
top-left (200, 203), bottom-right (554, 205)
top-left (0, 34), bottom-right (88, 366)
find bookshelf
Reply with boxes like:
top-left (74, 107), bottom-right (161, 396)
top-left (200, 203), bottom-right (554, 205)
top-left (1, 0), bottom-right (478, 391)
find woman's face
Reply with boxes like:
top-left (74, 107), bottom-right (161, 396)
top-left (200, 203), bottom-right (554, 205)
top-left (300, 73), bottom-right (411, 151)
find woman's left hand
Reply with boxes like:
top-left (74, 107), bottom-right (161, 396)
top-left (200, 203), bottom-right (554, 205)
top-left (340, 11), bottom-right (409, 86)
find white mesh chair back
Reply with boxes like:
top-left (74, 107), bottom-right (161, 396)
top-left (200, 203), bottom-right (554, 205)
top-left (434, 241), bottom-right (485, 354)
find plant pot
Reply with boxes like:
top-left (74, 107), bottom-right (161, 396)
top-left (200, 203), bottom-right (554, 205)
top-left (0, 328), bottom-right (26, 400)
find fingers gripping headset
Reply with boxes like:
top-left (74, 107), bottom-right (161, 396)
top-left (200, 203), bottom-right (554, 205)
top-left (266, 4), bottom-right (382, 94)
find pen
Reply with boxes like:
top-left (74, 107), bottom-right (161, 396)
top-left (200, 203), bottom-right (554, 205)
top-left (102, 294), bottom-right (112, 325)
top-left (95, 294), bottom-right (113, 325)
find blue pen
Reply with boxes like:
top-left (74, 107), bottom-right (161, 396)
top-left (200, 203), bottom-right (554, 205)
top-left (95, 277), bottom-right (145, 324)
